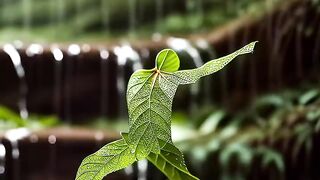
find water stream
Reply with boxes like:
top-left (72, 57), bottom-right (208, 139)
top-left (51, 46), bottom-right (64, 118)
top-left (48, 135), bottom-right (57, 180)
top-left (0, 144), bottom-right (6, 178)
top-left (113, 44), bottom-right (142, 117)
top-left (4, 128), bottom-right (30, 180)
top-left (66, 44), bottom-right (81, 124)
top-left (3, 44), bottom-right (28, 119)
top-left (100, 48), bottom-right (110, 117)
top-left (137, 159), bottom-right (148, 180)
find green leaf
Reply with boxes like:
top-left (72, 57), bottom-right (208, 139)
top-left (147, 139), bottom-right (199, 180)
top-left (169, 41), bottom-right (258, 85)
top-left (126, 41), bottom-right (257, 159)
top-left (75, 136), bottom-right (136, 180)
top-left (156, 49), bottom-right (180, 72)
top-left (299, 89), bottom-right (320, 105)
top-left (76, 41), bottom-right (257, 180)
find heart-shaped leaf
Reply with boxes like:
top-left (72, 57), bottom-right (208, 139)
top-left (156, 49), bottom-right (180, 72)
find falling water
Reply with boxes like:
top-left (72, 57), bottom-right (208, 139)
top-left (0, 144), bottom-right (6, 178)
top-left (137, 159), bottom-right (148, 180)
top-left (66, 44), bottom-right (81, 124)
top-left (3, 44), bottom-right (28, 119)
top-left (3, 44), bottom-right (31, 180)
top-left (167, 37), bottom-right (203, 112)
top-left (114, 46), bottom-right (129, 117)
top-left (4, 128), bottom-right (30, 180)
top-left (100, 48), bottom-right (109, 117)
top-left (48, 135), bottom-right (57, 180)
top-left (51, 46), bottom-right (63, 117)
top-left (114, 44), bottom-right (142, 117)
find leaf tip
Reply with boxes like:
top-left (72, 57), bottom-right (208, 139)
top-left (238, 41), bottom-right (258, 55)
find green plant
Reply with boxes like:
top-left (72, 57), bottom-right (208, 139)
top-left (75, 42), bottom-right (257, 180)
top-left (0, 105), bottom-right (59, 131)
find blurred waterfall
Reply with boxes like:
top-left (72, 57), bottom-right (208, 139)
top-left (4, 128), bottom-right (30, 180)
top-left (137, 159), bottom-right (148, 180)
top-left (100, 49), bottom-right (109, 117)
top-left (114, 44), bottom-right (142, 117)
top-left (0, 144), bottom-right (5, 178)
top-left (51, 46), bottom-right (63, 117)
top-left (66, 44), bottom-right (81, 123)
top-left (3, 44), bottom-right (28, 119)
top-left (48, 135), bottom-right (57, 180)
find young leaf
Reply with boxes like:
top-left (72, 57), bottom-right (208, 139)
top-left (76, 41), bottom-right (257, 180)
top-left (156, 49), bottom-right (180, 72)
top-left (147, 139), bottom-right (199, 180)
top-left (75, 137), bottom-right (136, 180)
top-left (126, 41), bottom-right (257, 159)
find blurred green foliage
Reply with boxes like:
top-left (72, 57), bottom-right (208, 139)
top-left (173, 86), bottom-right (320, 179)
top-left (0, 0), bottom-right (280, 42)
top-left (0, 105), bottom-right (59, 131)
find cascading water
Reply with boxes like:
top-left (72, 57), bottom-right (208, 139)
top-left (51, 46), bottom-right (64, 116)
top-left (0, 144), bottom-right (6, 178)
top-left (3, 44), bottom-right (28, 119)
top-left (66, 44), bottom-right (81, 124)
top-left (3, 43), bottom-right (31, 180)
top-left (113, 44), bottom-right (143, 117)
top-left (4, 128), bottom-right (30, 180)
top-left (100, 49), bottom-right (110, 118)
top-left (137, 159), bottom-right (148, 180)
top-left (48, 135), bottom-right (57, 180)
